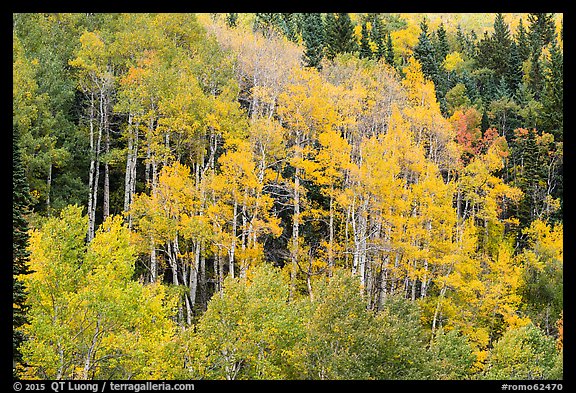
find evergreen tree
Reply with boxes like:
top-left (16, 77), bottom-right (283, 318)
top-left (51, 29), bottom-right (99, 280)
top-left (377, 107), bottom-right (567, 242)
top-left (280, 13), bottom-right (298, 42)
top-left (515, 18), bottom-right (531, 63)
top-left (541, 38), bottom-right (563, 141)
top-left (528, 49), bottom-right (544, 100)
top-left (456, 24), bottom-right (477, 59)
top-left (506, 41), bottom-right (523, 94)
top-left (301, 13), bottom-right (325, 69)
top-left (13, 129), bottom-right (33, 376)
top-left (324, 13), bottom-right (356, 61)
top-left (226, 13), bottom-right (238, 28)
top-left (455, 24), bottom-right (466, 52)
top-left (528, 13), bottom-right (557, 51)
top-left (475, 31), bottom-right (493, 70)
top-left (481, 109), bottom-right (490, 133)
top-left (414, 18), bottom-right (440, 84)
top-left (491, 13), bottom-right (512, 79)
top-left (370, 14), bottom-right (386, 60)
top-left (254, 13), bottom-right (280, 36)
top-left (434, 22), bottom-right (450, 61)
top-left (324, 13), bottom-right (339, 60)
top-left (495, 76), bottom-right (511, 99)
top-left (359, 22), bottom-right (372, 59)
top-left (385, 32), bottom-right (395, 66)
top-left (517, 128), bottom-right (541, 227)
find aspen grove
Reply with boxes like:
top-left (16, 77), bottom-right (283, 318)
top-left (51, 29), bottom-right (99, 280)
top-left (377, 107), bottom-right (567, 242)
top-left (13, 13), bottom-right (563, 380)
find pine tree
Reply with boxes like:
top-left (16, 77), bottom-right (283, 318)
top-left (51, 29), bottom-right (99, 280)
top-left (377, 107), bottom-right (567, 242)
top-left (475, 31), bottom-right (494, 70)
top-left (455, 24), bottom-right (466, 52)
top-left (528, 49), bottom-right (544, 100)
top-left (324, 13), bottom-right (356, 61)
top-left (414, 18), bottom-right (440, 84)
top-left (226, 13), bottom-right (238, 28)
top-left (359, 22), bottom-right (372, 59)
top-left (491, 13), bottom-right (512, 79)
top-left (385, 32), bottom-right (395, 66)
top-left (517, 128), bottom-right (542, 227)
top-left (324, 13), bottom-right (339, 60)
top-left (370, 14), bottom-right (386, 60)
top-left (456, 24), bottom-right (477, 59)
top-left (434, 22), bottom-right (450, 61)
top-left (301, 13), bottom-right (325, 70)
top-left (515, 18), bottom-right (531, 63)
top-left (254, 13), bottom-right (281, 36)
top-left (13, 128), bottom-right (32, 376)
top-left (506, 41), bottom-right (523, 94)
top-left (541, 38), bottom-right (563, 141)
top-left (481, 109), bottom-right (490, 134)
top-left (280, 13), bottom-right (298, 42)
top-left (528, 13), bottom-right (557, 51)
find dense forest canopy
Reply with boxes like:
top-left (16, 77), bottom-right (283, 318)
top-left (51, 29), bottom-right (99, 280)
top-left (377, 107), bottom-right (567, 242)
top-left (13, 12), bottom-right (562, 380)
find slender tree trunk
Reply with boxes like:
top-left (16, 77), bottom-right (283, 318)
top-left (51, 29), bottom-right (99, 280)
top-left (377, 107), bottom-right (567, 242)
top-left (378, 255), bottom-right (389, 310)
top-left (190, 240), bottom-right (200, 308)
top-left (328, 191), bottom-right (334, 275)
top-left (46, 161), bottom-right (52, 214)
top-left (432, 281), bottom-right (449, 335)
top-left (218, 246), bottom-right (224, 297)
top-left (150, 238), bottom-right (157, 283)
top-left (421, 259), bottom-right (429, 298)
top-left (200, 243), bottom-right (206, 311)
top-left (184, 294), bottom-right (193, 326)
top-left (230, 199), bottom-right (237, 278)
top-left (240, 191), bottom-right (248, 278)
top-left (89, 110), bottom-right (103, 241)
top-left (167, 242), bottom-right (179, 286)
top-left (103, 91), bottom-right (110, 221)
top-left (87, 92), bottom-right (96, 241)
top-left (290, 166), bottom-right (300, 301)
top-left (123, 114), bottom-right (134, 214)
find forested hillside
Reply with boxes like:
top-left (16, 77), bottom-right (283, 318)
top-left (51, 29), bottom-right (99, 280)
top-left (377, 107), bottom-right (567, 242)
top-left (13, 12), bottom-right (563, 380)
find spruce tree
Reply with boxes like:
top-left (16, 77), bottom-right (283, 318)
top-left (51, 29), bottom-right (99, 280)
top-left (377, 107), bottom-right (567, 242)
top-left (280, 13), bottom-right (298, 42)
top-left (335, 13), bottom-right (357, 54)
top-left (254, 13), bottom-right (281, 36)
top-left (359, 22), bottom-right (372, 59)
top-left (506, 41), bottom-right (523, 94)
top-left (414, 18), bottom-right (440, 83)
top-left (324, 13), bottom-right (356, 61)
top-left (517, 128), bottom-right (541, 227)
top-left (528, 13), bottom-right (557, 51)
top-left (491, 13), bottom-right (512, 79)
top-left (434, 22), bottom-right (450, 61)
top-left (226, 13), bottom-right (238, 28)
top-left (13, 128), bottom-right (32, 376)
top-left (324, 13), bottom-right (339, 60)
top-left (371, 14), bottom-right (386, 60)
top-left (515, 18), bottom-right (531, 63)
top-left (475, 31), bottom-right (494, 70)
top-left (301, 13), bottom-right (325, 70)
top-left (455, 24), bottom-right (466, 53)
top-left (528, 49), bottom-right (544, 100)
top-left (385, 32), bottom-right (395, 66)
top-left (541, 38), bottom-right (563, 141)
top-left (481, 109), bottom-right (490, 134)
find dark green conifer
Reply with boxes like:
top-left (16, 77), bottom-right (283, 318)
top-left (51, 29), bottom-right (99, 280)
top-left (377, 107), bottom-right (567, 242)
top-left (370, 14), bottom-right (386, 60)
top-left (13, 129), bottom-right (32, 376)
top-left (515, 18), bottom-right (531, 63)
top-left (541, 38), bottom-right (563, 141)
top-left (359, 22), bottom-right (372, 59)
top-left (301, 13), bottom-right (325, 70)
top-left (324, 13), bottom-right (356, 61)
top-left (434, 22), bottom-right (450, 61)
top-left (385, 32), bottom-right (394, 66)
